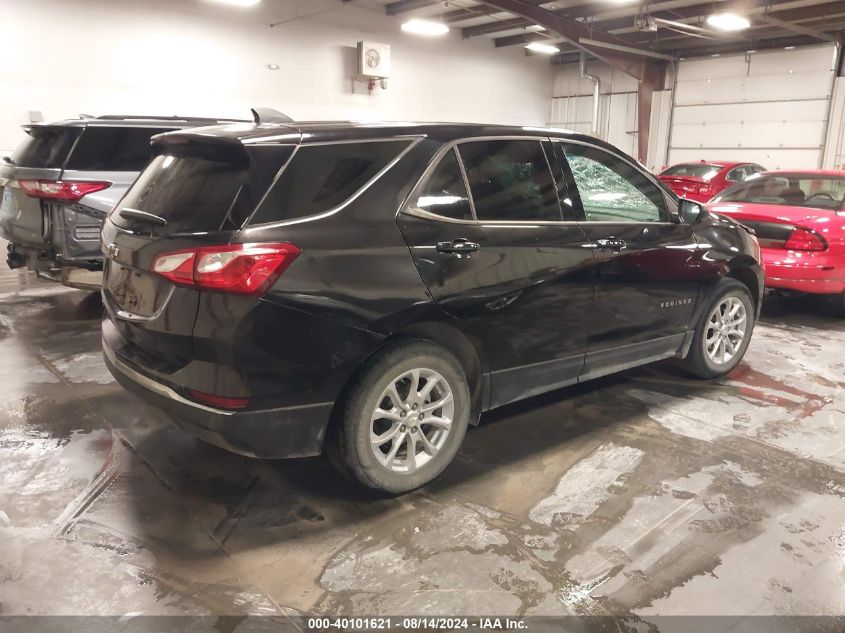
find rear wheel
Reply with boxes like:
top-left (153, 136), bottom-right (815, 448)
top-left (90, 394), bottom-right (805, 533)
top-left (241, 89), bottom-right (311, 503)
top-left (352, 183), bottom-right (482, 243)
top-left (330, 341), bottom-right (470, 494)
top-left (682, 280), bottom-right (755, 379)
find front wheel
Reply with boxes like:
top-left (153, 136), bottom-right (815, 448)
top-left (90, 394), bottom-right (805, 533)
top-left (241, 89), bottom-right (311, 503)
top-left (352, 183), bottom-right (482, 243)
top-left (682, 280), bottom-right (756, 379)
top-left (330, 341), bottom-right (471, 494)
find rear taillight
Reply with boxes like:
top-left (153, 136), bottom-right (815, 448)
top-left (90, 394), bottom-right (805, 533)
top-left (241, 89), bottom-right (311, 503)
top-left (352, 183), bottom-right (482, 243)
top-left (783, 227), bottom-right (827, 252)
top-left (17, 179), bottom-right (111, 202)
top-left (187, 389), bottom-right (250, 410)
top-left (152, 243), bottom-right (300, 295)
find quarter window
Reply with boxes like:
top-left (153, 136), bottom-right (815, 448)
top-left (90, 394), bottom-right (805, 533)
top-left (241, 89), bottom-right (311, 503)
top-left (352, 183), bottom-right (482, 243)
top-left (458, 140), bottom-right (561, 222)
top-left (562, 144), bottom-right (667, 223)
top-left (249, 140), bottom-right (411, 225)
top-left (416, 149), bottom-right (473, 221)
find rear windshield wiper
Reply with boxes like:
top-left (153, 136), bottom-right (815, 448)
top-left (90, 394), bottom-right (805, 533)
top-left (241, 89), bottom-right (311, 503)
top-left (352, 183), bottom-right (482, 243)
top-left (118, 208), bottom-right (167, 227)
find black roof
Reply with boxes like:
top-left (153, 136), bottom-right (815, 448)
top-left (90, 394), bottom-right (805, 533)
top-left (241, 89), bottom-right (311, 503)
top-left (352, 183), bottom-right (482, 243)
top-left (152, 120), bottom-right (621, 156)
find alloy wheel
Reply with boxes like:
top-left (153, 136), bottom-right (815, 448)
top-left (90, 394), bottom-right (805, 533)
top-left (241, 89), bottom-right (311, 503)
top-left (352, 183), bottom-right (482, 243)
top-left (705, 296), bottom-right (748, 365)
top-left (369, 368), bottom-right (454, 474)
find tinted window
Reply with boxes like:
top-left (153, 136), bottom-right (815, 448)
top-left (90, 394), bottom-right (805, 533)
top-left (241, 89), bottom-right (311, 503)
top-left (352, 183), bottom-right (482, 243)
top-left (250, 140), bottom-right (410, 225)
top-left (458, 140), bottom-right (560, 222)
top-left (563, 144), bottom-right (667, 223)
top-left (10, 126), bottom-right (82, 168)
top-left (66, 127), bottom-right (175, 171)
top-left (112, 144), bottom-right (293, 234)
top-left (661, 163), bottom-right (723, 181)
top-left (713, 174), bottom-right (845, 211)
top-left (416, 149), bottom-right (472, 220)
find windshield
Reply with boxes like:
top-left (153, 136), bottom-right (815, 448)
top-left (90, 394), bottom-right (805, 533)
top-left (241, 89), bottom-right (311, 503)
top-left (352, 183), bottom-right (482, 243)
top-left (713, 174), bottom-right (845, 211)
top-left (10, 126), bottom-right (82, 168)
top-left (661, 163), bottom-right (723, 181)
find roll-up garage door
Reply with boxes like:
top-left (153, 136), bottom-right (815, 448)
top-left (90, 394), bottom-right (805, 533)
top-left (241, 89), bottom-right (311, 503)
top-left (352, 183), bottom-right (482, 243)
top-left (668, 44), bottom-right (838, 170)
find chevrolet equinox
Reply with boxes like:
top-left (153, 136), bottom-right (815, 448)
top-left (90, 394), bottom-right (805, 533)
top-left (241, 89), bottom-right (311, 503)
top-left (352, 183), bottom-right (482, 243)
top-left (102, 121), bottom-right (763, 493)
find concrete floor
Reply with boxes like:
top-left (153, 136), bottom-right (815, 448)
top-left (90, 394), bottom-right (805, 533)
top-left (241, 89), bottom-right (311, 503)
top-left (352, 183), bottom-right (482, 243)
top-left (1, 264), bottom-right (844, 627)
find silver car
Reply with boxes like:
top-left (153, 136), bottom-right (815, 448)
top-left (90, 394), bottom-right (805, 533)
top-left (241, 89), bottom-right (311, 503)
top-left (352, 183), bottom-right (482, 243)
top-left (0, 115), bottom-right (241, 288)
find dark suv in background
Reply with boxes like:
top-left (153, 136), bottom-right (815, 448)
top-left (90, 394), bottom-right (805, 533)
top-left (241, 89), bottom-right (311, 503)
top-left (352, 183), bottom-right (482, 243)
top-left (102, 121), bottom-right (763, 493)
top-left (0, 115), bottom-right (241, 288)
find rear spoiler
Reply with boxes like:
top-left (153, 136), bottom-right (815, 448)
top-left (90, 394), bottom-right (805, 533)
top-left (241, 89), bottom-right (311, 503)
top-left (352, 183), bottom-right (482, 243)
top-left (150, 107), bottom-right (300, 152)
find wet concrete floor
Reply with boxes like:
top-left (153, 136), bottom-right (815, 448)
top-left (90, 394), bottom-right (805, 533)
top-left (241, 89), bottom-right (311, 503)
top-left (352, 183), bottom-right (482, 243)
top-left (0, 265), bottom-right (843, 623)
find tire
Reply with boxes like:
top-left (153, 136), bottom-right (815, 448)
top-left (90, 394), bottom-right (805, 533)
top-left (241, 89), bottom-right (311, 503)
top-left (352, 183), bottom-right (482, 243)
top-left (330, 340), bottom-right (471, 494)
top-left (682, 279), bottom-right (756, 379)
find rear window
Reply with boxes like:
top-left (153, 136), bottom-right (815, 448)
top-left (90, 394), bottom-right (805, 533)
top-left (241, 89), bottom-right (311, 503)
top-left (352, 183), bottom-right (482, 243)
top-left (65, 127), bottom-right (176, 171)
top-left (10, 126), bottom-right (82, 168)
top-left (112, 144), bottom-right (293, 234)
top-left (249, 140), bottom-right (411, 225)
top-left (713, 174), bottom-right (845, 211)
top-left (661, 163), bottom-right (723, 181)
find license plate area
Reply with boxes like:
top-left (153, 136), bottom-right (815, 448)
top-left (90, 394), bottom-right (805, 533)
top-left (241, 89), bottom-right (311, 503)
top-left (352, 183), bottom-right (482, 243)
top-left (104, 258), bottom-right (162, 317)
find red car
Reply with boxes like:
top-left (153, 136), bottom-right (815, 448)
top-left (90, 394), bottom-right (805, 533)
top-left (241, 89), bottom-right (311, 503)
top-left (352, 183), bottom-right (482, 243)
top-left (659, 161), bottom-right (766, 203)
top-left (707, 170), bottom-right (845, 312)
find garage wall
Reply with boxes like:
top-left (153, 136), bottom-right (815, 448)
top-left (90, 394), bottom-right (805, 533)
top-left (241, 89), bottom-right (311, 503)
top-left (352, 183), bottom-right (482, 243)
top-left (822, 77), bottom-right (845, 169)
top-left (548, 63), bottom-right (672, 171)
top-left (669, 44), bottom-right (838, 170)
top-left (0, 0), bottom-right (554, 151)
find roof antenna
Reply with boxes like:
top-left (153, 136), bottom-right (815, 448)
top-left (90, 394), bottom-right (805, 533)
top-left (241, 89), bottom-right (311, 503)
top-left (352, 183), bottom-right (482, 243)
top-left (250, 107), bottom-right (294, 125)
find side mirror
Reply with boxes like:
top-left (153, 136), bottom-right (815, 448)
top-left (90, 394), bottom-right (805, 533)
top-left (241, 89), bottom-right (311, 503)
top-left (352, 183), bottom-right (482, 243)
top-left (680, 199), bottom-right (706, 224)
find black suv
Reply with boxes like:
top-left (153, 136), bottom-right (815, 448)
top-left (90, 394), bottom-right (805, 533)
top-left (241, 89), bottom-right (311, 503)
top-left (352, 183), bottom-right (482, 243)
top-left (102, 121), bottom-right (763, 493)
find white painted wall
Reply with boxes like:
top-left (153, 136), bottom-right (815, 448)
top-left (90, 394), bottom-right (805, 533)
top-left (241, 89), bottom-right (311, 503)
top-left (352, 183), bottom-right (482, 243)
top-left (0, 0), bottom-right (554, 151)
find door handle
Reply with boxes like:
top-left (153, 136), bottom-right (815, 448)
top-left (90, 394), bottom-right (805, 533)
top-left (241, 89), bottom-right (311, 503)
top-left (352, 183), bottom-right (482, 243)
top-left (436, 239), bottom-right (480, 256)
top-left (595, 238), bottom-right (627, 252)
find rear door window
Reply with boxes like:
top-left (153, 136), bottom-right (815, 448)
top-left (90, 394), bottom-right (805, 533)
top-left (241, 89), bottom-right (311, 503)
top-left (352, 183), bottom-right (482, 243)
top-left (65, 127), bottom-right (177, 171)
top-left (249, 140), bottom-right (411, 225)
top-left (415, 149), bottom-right (473, 221)
top-left (112, 144), bottom-right (293, 234)
top-left (457, 140), bottom-right (561, 222)
top-left (10, 126), bottom-right (82, 168)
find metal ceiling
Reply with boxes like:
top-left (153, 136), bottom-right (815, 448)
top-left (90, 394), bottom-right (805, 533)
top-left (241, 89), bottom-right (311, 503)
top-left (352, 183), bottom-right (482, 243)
top-left (370, 0), bottom-right (845, 64)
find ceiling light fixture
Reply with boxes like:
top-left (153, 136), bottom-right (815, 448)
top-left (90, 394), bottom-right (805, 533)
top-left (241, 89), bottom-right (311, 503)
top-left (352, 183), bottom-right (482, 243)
top-left (401, 19), bottom-right (449, 36)
top-left (205, 0), bottom-right (261, 7)
top-left (525, 42), bottom-right (560, 54)
top-left (706, 12), bottom-right (751, 31)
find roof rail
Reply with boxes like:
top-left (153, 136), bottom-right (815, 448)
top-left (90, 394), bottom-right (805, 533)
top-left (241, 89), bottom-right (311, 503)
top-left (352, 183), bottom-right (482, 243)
top-left (94, 114), bottom-right (249, 123)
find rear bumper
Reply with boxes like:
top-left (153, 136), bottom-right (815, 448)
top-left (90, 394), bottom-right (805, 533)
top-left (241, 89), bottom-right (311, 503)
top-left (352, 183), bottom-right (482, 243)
top-left (103, 339), bottom-right (332, 459)
top-left (762, 249), bottom-right (845, 295)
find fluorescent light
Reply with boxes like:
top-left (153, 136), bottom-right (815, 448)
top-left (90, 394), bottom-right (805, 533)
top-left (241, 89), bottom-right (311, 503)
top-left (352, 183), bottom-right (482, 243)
top-left (706, 12), bottom-right (750, 31)
top-left (205, 0), bottom-right (261, 6)
top-left (525, 42), bottom-right (560, 54)
top-left (401, 19), bottom-right (449, 36)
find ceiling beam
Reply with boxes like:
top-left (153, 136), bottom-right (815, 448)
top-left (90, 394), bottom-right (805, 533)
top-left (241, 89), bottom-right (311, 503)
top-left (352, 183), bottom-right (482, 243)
top-left (755, 13), bottom-right (838, 42)
top-left (476, 0), bottom-right (669, 60)
top-left (463, 17), bottom-right (529, 38)
top-left (464, 0), bottom-right (814, 39)
top-left (478, 0), bottom-right (673, 85)
top-left (552, 31), bottom-right (835, 63)
top-left (579, 38), bottom-right (676, 61)
top-left (384, 0), bottom-right (438, 15)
